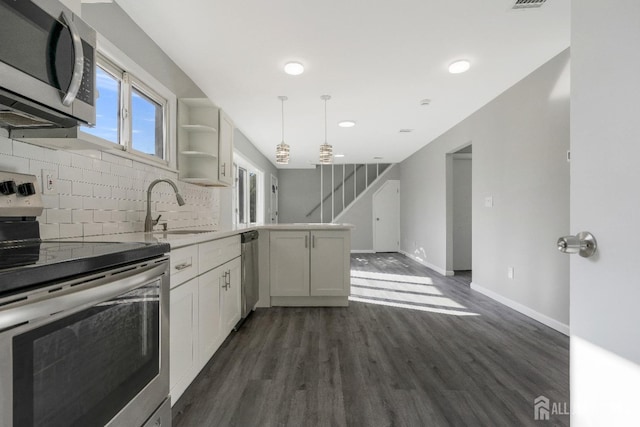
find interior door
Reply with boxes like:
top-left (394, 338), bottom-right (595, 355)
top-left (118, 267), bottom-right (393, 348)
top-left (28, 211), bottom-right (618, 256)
top-left (373, 180), bottom-right (400, 252)
top-left (571, 2), bottom-right (640, 425)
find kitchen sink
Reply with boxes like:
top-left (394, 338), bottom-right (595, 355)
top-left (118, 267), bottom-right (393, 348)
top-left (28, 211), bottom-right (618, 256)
top-left (152, 229), bottom-right (216, 235)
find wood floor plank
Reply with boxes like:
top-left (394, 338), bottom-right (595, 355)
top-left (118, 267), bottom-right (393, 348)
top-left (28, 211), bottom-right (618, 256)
top-left (173, 253), bottom-right (569, 426)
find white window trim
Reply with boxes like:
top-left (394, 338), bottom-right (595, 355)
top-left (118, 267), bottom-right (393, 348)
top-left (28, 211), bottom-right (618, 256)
top-left (234, 151), bottom-right (264, 226)
top-left (78, 34), bottom-right (177, 170)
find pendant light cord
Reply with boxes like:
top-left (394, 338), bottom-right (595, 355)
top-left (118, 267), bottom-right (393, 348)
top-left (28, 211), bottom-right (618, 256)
top-left (324, 97), bottom-right (327, 144)
top-left (281, 97), bottom-right (285, 143)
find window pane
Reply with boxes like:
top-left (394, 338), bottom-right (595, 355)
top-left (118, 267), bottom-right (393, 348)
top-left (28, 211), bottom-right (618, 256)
top-left (131, 87), bottom-right (163, 158)
top-left (238, 168), bottom-right (247, 224)
top-left (82, 66), bottom-right (120, 143)
top-left (249, 172), bottom-right (257, 223)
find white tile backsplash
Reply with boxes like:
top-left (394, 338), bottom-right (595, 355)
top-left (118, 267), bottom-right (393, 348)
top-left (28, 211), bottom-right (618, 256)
top-left (0, 135), bottom-right (220, 239)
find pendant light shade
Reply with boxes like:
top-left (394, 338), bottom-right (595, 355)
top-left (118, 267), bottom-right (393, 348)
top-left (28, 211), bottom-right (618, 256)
top-left (319, 95), bottom-right (333, 164)
top-left (276, 96), bottom-right (290, 164)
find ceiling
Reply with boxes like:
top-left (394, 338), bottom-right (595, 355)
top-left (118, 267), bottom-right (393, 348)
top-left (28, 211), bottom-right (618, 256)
top-left (114, 0), bottom-right (570, 169)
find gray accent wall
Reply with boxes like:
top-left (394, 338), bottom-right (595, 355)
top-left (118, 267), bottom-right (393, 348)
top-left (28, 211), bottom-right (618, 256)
top-left (278, 168), bottom-right (322, 224)
top-left (336, 165), bottom-right (400, 251)
top-left (400, 49), bottom-right (570, 327)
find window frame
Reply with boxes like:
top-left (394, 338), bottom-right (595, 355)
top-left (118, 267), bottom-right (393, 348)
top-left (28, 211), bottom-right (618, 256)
top-left (78, 35), bottom-right (176, 170)
top-left (233, 152), bottom-right (264, 226)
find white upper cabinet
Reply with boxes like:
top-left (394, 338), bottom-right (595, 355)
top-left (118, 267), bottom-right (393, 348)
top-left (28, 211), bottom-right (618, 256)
top-left (177, 98), bottom-right (233, 187)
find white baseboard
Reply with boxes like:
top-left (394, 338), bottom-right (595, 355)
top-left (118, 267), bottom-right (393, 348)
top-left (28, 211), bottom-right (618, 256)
top-left (351, 249), bottom-right (375, 254)
top-left (399, 251), bottom-right (453, 276)
top-left (470, 282), bottom-right (570, 336)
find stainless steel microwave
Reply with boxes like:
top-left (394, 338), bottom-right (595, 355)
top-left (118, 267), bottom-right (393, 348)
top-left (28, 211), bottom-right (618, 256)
top-left (0, 0), bottom-right (96, 129)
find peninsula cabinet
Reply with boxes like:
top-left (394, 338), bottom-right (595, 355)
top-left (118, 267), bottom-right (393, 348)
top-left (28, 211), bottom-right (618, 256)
top-left (269, 229), bottom-right (350, 306)
top-left (177, 98), bottom-right (234, 187)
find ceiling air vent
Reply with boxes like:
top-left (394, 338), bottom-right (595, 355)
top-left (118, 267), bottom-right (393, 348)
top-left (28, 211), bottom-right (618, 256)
top-left (512, 0), bottom-right (547, 9)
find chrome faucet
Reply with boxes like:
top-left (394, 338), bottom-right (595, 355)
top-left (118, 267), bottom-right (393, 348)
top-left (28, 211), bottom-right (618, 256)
top-left (145, 179), bottom-right (186, 232)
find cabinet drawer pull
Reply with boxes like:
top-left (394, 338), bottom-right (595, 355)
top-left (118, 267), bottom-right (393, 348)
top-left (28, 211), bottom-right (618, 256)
top-left (174, 262), bottom-right (192, 271)
top-left (312, 235), bottom-right (315, 248)
top-left (305, 235), bottom-right (308, 248)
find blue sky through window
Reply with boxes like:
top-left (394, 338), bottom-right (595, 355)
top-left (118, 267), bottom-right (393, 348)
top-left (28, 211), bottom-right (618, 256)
top-left (131, 88), bottom-right (161, 156)
top-left (82, 67), bottom-right (119, 143)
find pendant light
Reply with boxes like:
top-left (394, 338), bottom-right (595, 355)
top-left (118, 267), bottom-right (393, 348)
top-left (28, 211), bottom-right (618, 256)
top-left (276, 96), bottom-right (290, 164)
top-left (319, 95), bottom-right (333, 164)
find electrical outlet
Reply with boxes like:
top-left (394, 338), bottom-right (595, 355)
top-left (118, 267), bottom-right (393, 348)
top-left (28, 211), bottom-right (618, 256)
top-left (508, 267), bottom-right (515, 279)
top-left (484, 196), bottom-right (494, 208)
top-left (41, 169), bottom-right (57, 195)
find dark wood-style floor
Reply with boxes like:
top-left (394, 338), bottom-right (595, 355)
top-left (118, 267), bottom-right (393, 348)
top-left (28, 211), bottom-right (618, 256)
top-left (172, 253), bottom-right (569, 426)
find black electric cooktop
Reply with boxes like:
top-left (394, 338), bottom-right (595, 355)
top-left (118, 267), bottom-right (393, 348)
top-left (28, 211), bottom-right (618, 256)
top-left (0, 240), bottom-right (170, 296)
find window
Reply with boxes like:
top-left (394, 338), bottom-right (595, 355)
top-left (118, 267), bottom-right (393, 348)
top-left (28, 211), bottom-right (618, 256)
top-left (234, 153), bottom-right (264, 226)
top-left (82, 64), bottom-right (121, 144)
top-left (80, 44), bottom-right (172, 166)
top-left (131, 84), bottom-right (164, 158)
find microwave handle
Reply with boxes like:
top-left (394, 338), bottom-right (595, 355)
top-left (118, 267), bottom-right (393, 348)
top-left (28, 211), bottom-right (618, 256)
top-left (60, 11), bottom-right (85, 107)
top-left (0, 262), bottom-right (166, 331)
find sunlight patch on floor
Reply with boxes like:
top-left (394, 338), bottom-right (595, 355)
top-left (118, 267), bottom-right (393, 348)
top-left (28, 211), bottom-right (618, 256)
top-left (351, 277), bottom-right (443, 295)
top-left (350, 285), bottom-right (465, 308)
top-left (351, 270), bottom-right (434, 285)
top-left (348, 296), bottom-right (479, 316)
top-left (350, 270), bottom-right (478, 316)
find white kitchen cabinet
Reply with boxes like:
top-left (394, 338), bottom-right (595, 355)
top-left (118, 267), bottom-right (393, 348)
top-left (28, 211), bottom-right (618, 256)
top-left (217, 110), bottom-right (234, 186)
top-left (310, 230), bottom-right (350, 297)
top-left (220, 257), bottom-right (242, 335)
top-left (197, 266), bottom-right (222, 366)
top-left (169, 277), bottom-right (199, 402)
top-left (169, 235), bottom-right (241, 404)
top-left (269, 231), bottom-right (310, 296)
top-left (177, 98), bottom-right (233, 187)
top-left (269, 229), bottom-right (350, 302)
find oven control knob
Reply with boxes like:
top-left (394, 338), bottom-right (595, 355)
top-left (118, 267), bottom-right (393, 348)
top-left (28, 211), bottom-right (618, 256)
top-left (0, 180), bottom-right (18, 195)
top-left (17, 182), bottom-right (36, 196)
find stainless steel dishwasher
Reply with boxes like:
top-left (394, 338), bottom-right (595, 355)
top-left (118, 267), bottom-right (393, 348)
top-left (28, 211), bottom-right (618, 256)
top-left (236, 230), bottom-right (259, 329)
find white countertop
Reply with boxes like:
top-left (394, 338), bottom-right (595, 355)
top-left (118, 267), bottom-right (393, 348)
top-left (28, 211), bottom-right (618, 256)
top-left (64, 223), bottom-right (354, 249)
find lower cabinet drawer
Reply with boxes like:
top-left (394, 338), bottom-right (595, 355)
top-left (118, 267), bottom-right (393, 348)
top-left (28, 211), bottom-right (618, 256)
top-left (199, 235), bottom-right (241, 273)
top-left (170, 245), bottom-right (199, 289)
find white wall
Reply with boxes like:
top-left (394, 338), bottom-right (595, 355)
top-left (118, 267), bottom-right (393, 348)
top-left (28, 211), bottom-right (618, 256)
top-left (571, 1), bottom-right (640, 425)
top-left (452, 156), bottom-right (472, 270)
top-left (82, 3), bottom-right (205, 99)
top-left (400, 49), bottom-right (570, 330)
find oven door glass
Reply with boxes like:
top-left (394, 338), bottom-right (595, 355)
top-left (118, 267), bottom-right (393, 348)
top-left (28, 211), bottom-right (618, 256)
top-left (12, 280), bottom-right (161, 427)
top-left (0, 0), bottom-right (74, 93)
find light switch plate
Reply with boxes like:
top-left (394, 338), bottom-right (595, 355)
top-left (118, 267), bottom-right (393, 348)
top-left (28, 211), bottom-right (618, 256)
top-left (484, 196), bottom-right (494, 208)
top-left (508, 267), bottom-right (515, 279)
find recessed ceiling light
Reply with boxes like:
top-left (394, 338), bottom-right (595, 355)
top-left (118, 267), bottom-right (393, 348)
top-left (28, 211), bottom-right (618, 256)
top-left (448, 60), bottom-right (471, 74)
top-left (373, 156), bottom-right (383, 160)
top-left (334, 154), bottom-right (345, 158)
top-left (420, 99), bottom-right (431, 106)
top-left (284, 62), bottom-right (304, 76)
top-left (338, 120), bottom-right (356, 128)
top-left (399, 129), bottom-right (414, 133)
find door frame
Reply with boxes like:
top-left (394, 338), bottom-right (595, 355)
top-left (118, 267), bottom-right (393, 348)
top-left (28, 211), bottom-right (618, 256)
top-left (445, 142), bottom-right (472, 276)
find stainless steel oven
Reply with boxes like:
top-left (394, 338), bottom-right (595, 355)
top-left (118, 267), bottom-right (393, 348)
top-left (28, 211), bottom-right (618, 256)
top-left (0, 258), bottom-right (170, 427)
top-left (0, 171), bottom-right (171, 427)
top-left (0, 0), bottom-right (96, 129)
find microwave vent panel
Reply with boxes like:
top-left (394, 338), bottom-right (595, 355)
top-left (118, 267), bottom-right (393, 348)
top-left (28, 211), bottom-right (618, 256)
top-left (0, 111), bottom-right (55, 129)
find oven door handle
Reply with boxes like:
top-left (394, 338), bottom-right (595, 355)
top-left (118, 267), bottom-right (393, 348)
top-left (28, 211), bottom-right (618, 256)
top-left (0, 262), bottom-right (166, 331)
